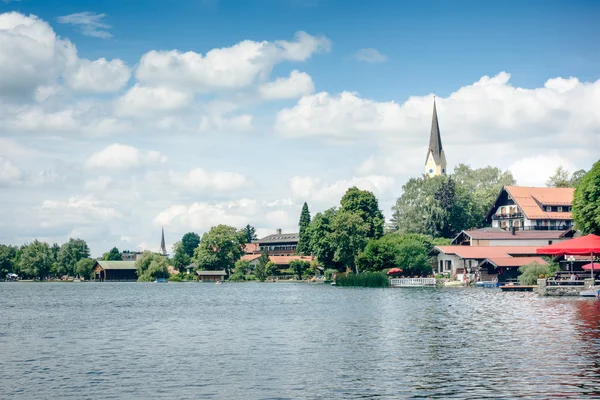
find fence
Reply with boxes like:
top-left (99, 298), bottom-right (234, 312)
top-left (390, 278), bottom-right (437, 287)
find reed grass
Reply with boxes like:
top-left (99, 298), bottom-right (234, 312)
top-left (335, 272), bottom-right (390, 288)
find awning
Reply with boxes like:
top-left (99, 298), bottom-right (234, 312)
top-left (536, 234), bottom-right (600, 256)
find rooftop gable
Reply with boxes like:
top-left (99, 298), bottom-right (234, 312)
top-left (433, 245), bottom-right (541, 260)
top-left (257, 233), bottom-right (299, 244)
top-left (487, 186), bottom-right (575, 221)
top-left (95, 260), bottom-right (137, 270)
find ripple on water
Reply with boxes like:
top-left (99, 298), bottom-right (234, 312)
top-left (1, 283), bottom-right (600, 399)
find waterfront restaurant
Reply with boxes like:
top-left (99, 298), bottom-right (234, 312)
top-left (93, 260), bottom-right (138, 281)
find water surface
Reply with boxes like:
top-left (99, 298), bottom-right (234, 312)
top-left (2, 283), bottom-right (600, 399)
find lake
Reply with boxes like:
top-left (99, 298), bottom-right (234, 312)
top-left (1, 283), bottom-right (600, 399)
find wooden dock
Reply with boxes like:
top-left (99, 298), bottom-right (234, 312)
top-left (499, 285), bottom-right (536, 292)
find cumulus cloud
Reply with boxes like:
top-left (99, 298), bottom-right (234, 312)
top-left (0, 156), bottom-right (23, 185)
top-left (64, 58), bottom-right (131, 92)
top-left (56, 12), bottom-right (112, 39)
top-left (354, 48), bottom-right (387, 63)
top-left (289, 175), bottom-right (395, 205)
top-left (508, 154), bottom-right (578, 187)
top-left (115, 84), bottom-right (193, 116)
top-left (84, 144), bottom-right (168, 170)
top-left (258, 69), bottom-right (314, 100)
top-left (169, 168), bottom-right (248, 192)
top-left (37, 195), bottom-right (122, 228)
top-left (135, 31), bottom-right (330, 92)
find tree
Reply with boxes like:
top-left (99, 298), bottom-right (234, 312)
top-left (18, 240), bottom-right (53, 279)
top-left (308, 208), bottom-right (343, 271)
top-left (75, 258), bottom-right (95, 280)
top-left (57, 238), bottom-right (90, 277)
top-left (518, 262), bottom-right (559, 285)
top-left (192, 225), bottom-right (246, 275)
top-left (570, 169), bottom-right (587, 187)
top-left (330, 211), bottom-right (369, 273)
top-left (546, 166), bottom-right (571, 188)
top-left (102, 247), bottom-right (122, 261)
top-left (296, 202), bottom-right (312, 255)
top-left (254, 259), bottom-right (276, 282)
top-left (0, 244), bottom-right (17, 277)
top-left (171, 241), bottom-right (190, 271)
top-left (181, 232), bottom-right (200, 256)
top-left (356, 233), bottom-right (435, 273)
top-left (242, 225), bottom-right (258, 244)
top-left (136, 251), bottom-right (170, 282)
top-left (340, 187), bottom-right (385, 239)
top-left (356, 235), bottom-right (402, 273)
top-left (290, 260), bottom-right (310, 280)
top-left (233, 259), bottom-right (251, 276)
top-left (572, 160), bottom-right (600, 235)
top-left (395, 238), bottom-right (432, 277)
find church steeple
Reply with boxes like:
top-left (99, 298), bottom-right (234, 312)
top-left (425, 96), bottom-right (447, 177)
top-left (160, 226), bottom-right (167, 256)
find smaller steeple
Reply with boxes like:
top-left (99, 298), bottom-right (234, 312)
top-left (160, 226), bottom-right (167, 256)
top-left (425, 95), bottom-right (447, 177)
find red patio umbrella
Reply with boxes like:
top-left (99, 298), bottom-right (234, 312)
top-left (537, 234), bottom-right (600, 279)
top-left (387, 268), bottom-right (403, 275)
top-left (582, 263), bottom-right (599, 271)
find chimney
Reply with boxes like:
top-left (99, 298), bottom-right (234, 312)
top-left (276, 228), bottom-right (282, 235)
top-left (511, 226), bottom-right (516, 235)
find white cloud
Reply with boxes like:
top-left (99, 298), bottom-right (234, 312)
top-left (289, 175), bottom-right (395, 205)
top-left (56, 12), bottom-right (112, 39)
top-left (115, 84), bottom-right (193, 116)
top-left (508, 155), bottom-right (577, 187)
top-left (354, 48), bottom-right (387, 63)
top-left (198, 114), bottom-right (253, 133)
top-left (135, 31), bottom-right (330, 92)
top-left (0, 12), bottom-right (77, 97)
top-left (84, 144), bottom-right (168, 170)
top-left (120, 235), bottom-right (132, 243)
top-left (37, 195), bottom-right (122, 228)
top-left (169, 168), bottom-right (249, 192)
top-left (0, 156), bottom-right (23, 185)
top-left (154, 199), bottom-right (260, 230)
top-left (258, 69), bottom-right (314, 100)
top-left (64, 58), bottom-right (131, 92)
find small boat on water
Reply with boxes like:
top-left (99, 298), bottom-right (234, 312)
top-left (331, 282), bottom-right (336, 286)
top-left (155, 278), bottom-right (168, 283)
top-left (476, 281), bottom-right (499, 288)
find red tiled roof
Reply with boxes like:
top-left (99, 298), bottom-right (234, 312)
top-left (269, 255), bottom-right (313, 266)
top-left (241, 254), bottom-right (261, 262)
top-left (480, 256), bottom-right (548, 268)
top-left (244, 243), bottom-right (259, 253)
top-left (434, 245), bottom-right (540, 260)
top-left (459, 227), bottom-right (573, 241)
top-left (505, 186), bottom-right (574, 220)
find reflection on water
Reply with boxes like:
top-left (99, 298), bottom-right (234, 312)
top-left (2, 283), bottom-right (600, 399)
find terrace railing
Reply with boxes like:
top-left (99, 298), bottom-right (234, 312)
top-left (390, 278), bottom-right (437, 287)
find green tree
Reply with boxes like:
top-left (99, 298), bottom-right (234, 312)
top-left (102, 247), bottom-right (122, 261)
top-left (171, 241), bottom-right (191, 272)
top-left (356, 235), bottom-right (402, 272)
top-left (572, 160), bottom-right (600, 235)
top-left (308, 208), bottom-right (343, 270)
top-left (546, 166), bottom-right (571, 188)
top-left (518, 262), bottom-right (560, 285)
top-left (330, 211), bottom-right (369, 273)
top-left (356, 233), bottom-right (435, 273)
top-left (0, 244), bottom-right (17, 277)
top-left (242, 225), bottom-right (258, 244)
top-left (396, 238), bottom-right (432, 277)
top-left (75, 258), bottom-right (95, 280)
top-left (57, 238), bottom-right (90, 277)
top-left (192, 225), bottom-right (246, 275)
top-left (570, 169), bottom-right (587, 187)
top-left (296, 202), bottom-right (312, 255)
top-left (234, 259), bottom-right (251, 275)
top-left (136, 251), bottom-right (170, 282)
top-left (18, 240), bottom-right (54, 279)
top-left (340, 187), bottom-right (385, 239)
top-left (254, 260), bottom-right (275, 282)
top-left (290, 259), bottom-right (310, 280)
top-left (181, 232), bottom-right (200, 256)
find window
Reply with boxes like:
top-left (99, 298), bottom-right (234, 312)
top-left (558, 206), bottom-right (563, 212)
top-left (546, 206), bottom-right (552, 212)
top-left (548, 241), bottom-right (553, 245)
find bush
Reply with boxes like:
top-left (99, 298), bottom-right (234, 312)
top-left (168, 275), bottom-right (183, 282)
top-left (335, 272), bottom-right (390, 288)
top-left (518, 262), bottom-right (560, 285)
top-left (324, 269), bottom-right (337, 281)
top-left (228, 273), bottom-right (246, 282)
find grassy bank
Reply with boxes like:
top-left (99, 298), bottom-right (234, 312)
top-left (335, 272), bottom-right (390, 288)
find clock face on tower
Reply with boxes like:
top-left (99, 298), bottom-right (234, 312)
top-left (429, 169), bottom-right (433, 174)
top-left (442, 168), bottom-right (445, 173)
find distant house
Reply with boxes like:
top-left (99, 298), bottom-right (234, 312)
top-left (183, 263), bottom-right (197, 275)
top-left (477, 257), bottom-right (548, 283)
top-left (431, 245), bottom-right (541, 282)
top-left (256, 229), bottom-right (299, 256)
top-left (240, 253), bottom-right (313, 272)
top-left (487, 186), bottom-right (575, 232)
top-left (93, 260), bottom-right (137, 281)
top-left (451, 227), bottom-right (575, 247)
top-left (120, 251), bottom-right (144, 261)
top-left (196, 270), bottom-right (227, 282)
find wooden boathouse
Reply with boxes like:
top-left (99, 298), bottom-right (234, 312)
top-left (93, 260), bottom-right (138, 281)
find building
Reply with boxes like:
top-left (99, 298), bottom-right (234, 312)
top-left (196, 270), bottom-right (227, 282)
top-left (425, 97), bottom-right (447, 177)
top-left (121, 251), bottom-right (143, 261)
top-left (451, 227), bottom-right (575, 247)
top-left (431, 245), bottom-right (542, 282)
top-left (256, 229), bottom-right (299, 256)
top-left (160, 226), bottom-right (167, 256)
top-left (93, 260), bottom-right (137, 281)
top-left (487, 186), bottom-right (575, 232)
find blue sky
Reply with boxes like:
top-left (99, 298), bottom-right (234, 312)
top-left (0, 0), bottom-right (599, 256)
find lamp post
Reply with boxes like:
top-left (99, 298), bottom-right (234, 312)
top-left (567, 255), bottom-right (575, 274)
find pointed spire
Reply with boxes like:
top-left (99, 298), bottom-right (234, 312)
top-left (160, 226), bottom-right (167, 255)
top-left (426, 97), bottom-right (444, 165)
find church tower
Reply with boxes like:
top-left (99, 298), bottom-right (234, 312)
top-left (425, 97), bottom-right (447, 177)
top-left (160, 226), bottom-right (167, 256)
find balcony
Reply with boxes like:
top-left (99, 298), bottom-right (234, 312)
top-left (502, 225), bottom-right (573, 231)
top-left (492, 212), bottom-right (523, 220)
